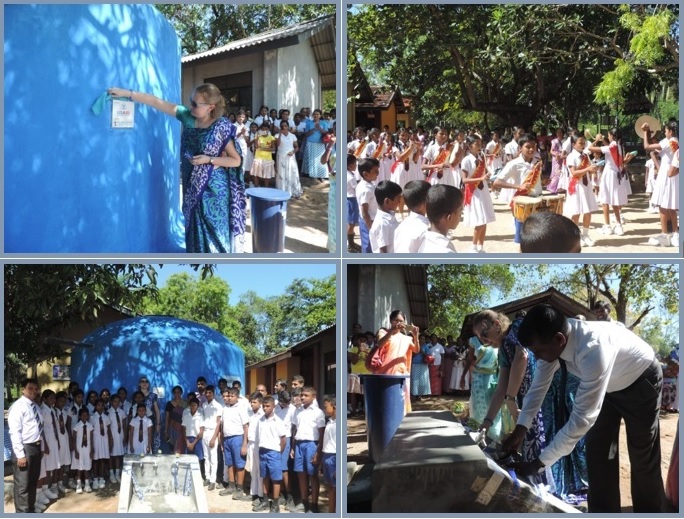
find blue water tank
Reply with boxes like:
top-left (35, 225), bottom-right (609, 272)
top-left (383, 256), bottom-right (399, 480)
top-left (70, 316), bottom-right (245, 400)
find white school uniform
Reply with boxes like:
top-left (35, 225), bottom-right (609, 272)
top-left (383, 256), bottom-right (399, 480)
top-left (369, 209), bottom-right (399, 253)
top-left (461, 154), bottom-right (496, 227)
top-left (653, 138), bottom-right (679, 210)
top-left (276, 132), bottom-right (301, 197)
top-left (393, 211), bottom-right (429, 253)
top-left (424, 143), bottom-right (456, 186)
top-left (496, 156), bottom-right (543, 204)
top-left (292, 405), bottom-right (326, 442)
top-left (107, 407), bottom-right (126, 457)
top-left (71, 421), bottom-right (94, 471)
top-left (129, 416), bottom-right (153, 455)
top-left (564, 150), bottom-right (599, 216)
top-left (378, 145), bottom-right (398, 183)
top-left (202, 399), bottom-right (223, 484)
top-left (41, 404), bottom-right (61, 471)
top-left (418, 230), bottom-right (457, 253)
top-left (485, 140), bottom-right (504, 174)
top-left (275, 403), bottom-right (296, 438)
top-left (244, 132), bottom-right (257, 172)
top-left (597, 142), bottom-right (628, 206)
top-left (181, 407), bottom-right (205, 438)
top-left (246, 408), bottom-right (264, 497)
top-left (56, 408), bottom-right (72, 466)
top-left (504, 139), bottom-right (519, 164)
top-left (90, 411), bottom-right (111, 460)
top-left (322, 418), bottom-right (336, 455)
top-left (645, 158), bottom-right (656, 194)
top-left (355, 179), bottom-right (378, 221)
top-left (235, 123), bottom-right (249, 161)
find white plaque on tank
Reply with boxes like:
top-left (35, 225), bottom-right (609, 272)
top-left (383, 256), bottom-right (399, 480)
top-left (112, 99), bottom-right (135, 128)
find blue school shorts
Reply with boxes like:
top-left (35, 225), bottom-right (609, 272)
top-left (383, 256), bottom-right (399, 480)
top-left (293, 440), bottom-right (318, 475)
top-left (347, 197), bottom-right (359, 226)
top-left (222, 435), bottom-right (245, 469)
top-left (186, 436), bottom-right (204, 461)
top-left (279, 437), bottom-right (291, 471)
top-left (259, 448), bottom-right (283, 481)
top-left (322, 453), bottom-right (336, 487)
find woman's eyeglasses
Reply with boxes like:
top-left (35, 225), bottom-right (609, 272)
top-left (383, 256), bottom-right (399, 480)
top-left (190, 98), bottom-right (211, 109)
top-left (140, 379), bottom-right (149, 384)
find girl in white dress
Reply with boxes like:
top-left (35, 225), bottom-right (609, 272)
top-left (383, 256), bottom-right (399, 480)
top-left (461, 135), bottom-right (495, 252)
top-left (275, 121), bottom-right (301, 198)
top-left (643, 121), bottom-right (679, 246)
top-left (645, 151), bottom-right (660, 212)
top-left (40, 391), bottom-right (62, 499)
top-left (90, 399), bottom-right (112, 489)
top-left (587, 128), bottom-right (628, 236)
top-left (71, 409), bottom-right (94, 493)
top-left (377, 133), bottom-right (398, 183)
top-left (108, 395), bottom-right (127, 483)
top-left (244, 122), bottom-right (258, 184)
top-left (129, 404), bottom-right (153, 455)
top-left (54, 392), bottom-right (72, 492)
top-left (565, 135), bottom-right (599, 247)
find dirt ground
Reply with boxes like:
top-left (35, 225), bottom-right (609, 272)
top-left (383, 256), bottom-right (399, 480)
top-left (3, 471), bottom-right (331, 514)
top-left (349, 191), bottom-right (679, 254)
top-left (346, 394), bottom-right (678, 513)
top-left (244, 176), bottom-right (330, 253)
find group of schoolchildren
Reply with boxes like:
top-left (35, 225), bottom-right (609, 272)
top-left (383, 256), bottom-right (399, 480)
top-left (28, 375), bottom-right (336, 514)
top-left (233, 105), bottom-right (336, 199)
top-left (346, 122), bottom-right (679, 253)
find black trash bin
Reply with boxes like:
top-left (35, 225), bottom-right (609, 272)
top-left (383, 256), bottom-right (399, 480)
top-left (359, 374), bottom-right (409, 463)
top-left (245, 187), bottom-right (291, 252)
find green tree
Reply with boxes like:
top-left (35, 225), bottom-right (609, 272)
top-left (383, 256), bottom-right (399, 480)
top-left (4, 264), bottom-right (160, 384)
top-left (156, 4), bottom-right (336, 55)
top-left (278, 275), bottom-right (337, 346)
top-left (426, 265), bottom-right (515, 337)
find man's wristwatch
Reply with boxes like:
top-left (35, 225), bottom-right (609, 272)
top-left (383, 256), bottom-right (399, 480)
top-left (209, 157), bottom-right (214, 165)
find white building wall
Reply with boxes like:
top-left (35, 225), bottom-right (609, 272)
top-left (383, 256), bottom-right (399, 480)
top-left (355, 265), bottom-right (412, 332)
top-left (275, 39), bottom-right (321, 113)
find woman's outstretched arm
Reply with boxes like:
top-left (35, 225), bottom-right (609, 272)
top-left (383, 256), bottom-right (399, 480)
top-left (108, 87), bottom-right (178, 117)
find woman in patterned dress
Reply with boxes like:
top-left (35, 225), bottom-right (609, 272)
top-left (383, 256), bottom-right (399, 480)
top-left (108, 84), bottom-right (244, 253)
top-left (302, 109), bottom-right (330, 179)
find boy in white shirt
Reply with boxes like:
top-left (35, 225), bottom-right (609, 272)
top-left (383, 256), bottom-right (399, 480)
top-left (182, 398), bottom-right (205, 479)
top-left (218, 388), bottom-right (250, 500)
top-left (355, 158), bottom-right (380, 253)
top-left (319, 395), bottom-right (337, 513)
top-left (419, 184), bottom-right (464, 253)
top-left (347, 154), bottom-right (361, 252)
top-left (394, 180), bottom-right (431, 253)
top-left (289, 387), bottom-right (326, 513)
top-left (369, 180), bottom-right (402, 253)
top-left (201, 386), bottom-right (223, 490)
top-left (274, 391), bottom-right (297, 510)
top-left (254, 396), bottom-right (287, 513)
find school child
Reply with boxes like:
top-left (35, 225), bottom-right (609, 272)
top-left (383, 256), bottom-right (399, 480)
top-left (423, 127), bottom-right (456, 186)
top-left (485, 131), bottom-right (504, 175)
top-left (520, 211), bottom-right (582, 253)
top-left (643, 121), bottom-right (679, 247)
top-left (129, 403), bottom-right (153, 455)
top-left (67, 389), bottom-right (86, 489)
top-left (40, 390), bottom-right (62, 500)
top-left (54, 392), bottom-right (72, 493)
top-left (393, 180), bottom-right (431, 253)
top-left (460, 135), bottom-right (495, 252)
top-left (503, 126), bottom-right (524, 164)
top-left (182, 398), bottom-right (206, 480)
top-left (346, 154), bottom-right (361, 252)
top-left (90, 399), bottom-right (112, 489)
top-left (291, 388), bottom-right (303, 409)
top-left (235, 110), bottom-right (249, 169)
top-left (291, 375), bottom-right (305, 390)
top-left (218, 388), bottom-right (250, 500)
top-left (418, 185), bottom-right (464, 253)
top-left (116, 387), bottom-right (132, 420)
top-left (347, 127), bottom-right (368, 159)
top-left (244, 122), bottom-right (259, 185)
top-left (254, 105), bottom-right (272, 129)
top-left (108, 394), bottom-right (126, 483)
top-left (99, 389), bottom-right (111, 411)
top-left (564, 135), bottom-right (599, 247)
top-left (254, 396), bottom-right (288, 513)
top-left (85, 390), bottom-right (98, 414)
top-left (274, 390), bottom-right (297, 510)
top-left (290, 386), bottom-right (326, 513)
top-left (377, 132), bottom-right (398, 183)
top-left (347, 335), bottom-right (371, 416)
top-left (252, 122), bottom-right (276, 188)
top-left (71, 408), bottom-right (94, 494)
top-left (369, 180), bottom-right (402, 253)
top-left (645, 151), bottom-right (660, 213)
top-left (276, 120), bottom-right (301, 198)
top-left (364, 128), bottom-right (381, 160)
top-left (319, 395), bottom-right (337, 514)
top-left (492, 133), bottom-right (543, 244)
top-left (128, 390), bottom-right (145, 423)
top-left (587, 127), bottom-right (628, 236)
top-left (245, 393), bottom-right (266, 510)
top-left (355, 158), bottom-right (380, 253)
top-left (201, 386), bottom-right (222, 490)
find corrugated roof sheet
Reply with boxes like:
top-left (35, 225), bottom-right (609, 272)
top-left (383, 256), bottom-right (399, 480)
top-left (182, 14), bottom-right (334, 63)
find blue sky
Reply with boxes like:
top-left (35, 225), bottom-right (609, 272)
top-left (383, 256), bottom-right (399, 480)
top-left (154, 263), bottom-right (336, 304)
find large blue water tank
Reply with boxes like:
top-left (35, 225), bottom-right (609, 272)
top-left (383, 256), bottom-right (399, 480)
top-left (70, 316), bottom-right (245, 398)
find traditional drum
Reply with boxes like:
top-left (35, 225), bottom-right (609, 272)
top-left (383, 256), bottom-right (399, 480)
top-left (513, 194), bottom-right (565, 222)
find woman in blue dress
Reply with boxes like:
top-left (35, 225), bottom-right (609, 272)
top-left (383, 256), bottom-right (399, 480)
top-left (108, 84), bottom-right (244, 253)
top-left (303, 109), bottom-right (330, 179)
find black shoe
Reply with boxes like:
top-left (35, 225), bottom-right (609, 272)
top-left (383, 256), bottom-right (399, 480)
top-left (253, 498), bottom-right (269, 512)
top-left (233, 489), bottom-right (252, 501)
top-left (270, 500), bottom-right (281, 513)
top-left (278, 494), bottom-right (286, 506)
top-left (207, 483), bottom-right (215, 491)
top-left (203, 479), bottom-right (209, 487)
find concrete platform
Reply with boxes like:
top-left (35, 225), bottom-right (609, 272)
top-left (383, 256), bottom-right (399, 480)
top-left (371, 410), bottom-right (578, 513)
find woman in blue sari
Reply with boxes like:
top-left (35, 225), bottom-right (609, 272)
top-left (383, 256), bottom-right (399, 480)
top-left (108, 84), bottom-right (244, 253)
top-left (303, 109), bottom-right (330, 179)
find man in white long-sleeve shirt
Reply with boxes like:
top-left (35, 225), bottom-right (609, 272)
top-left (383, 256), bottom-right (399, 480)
top-left (503, 303), bottom-right (667, 513)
